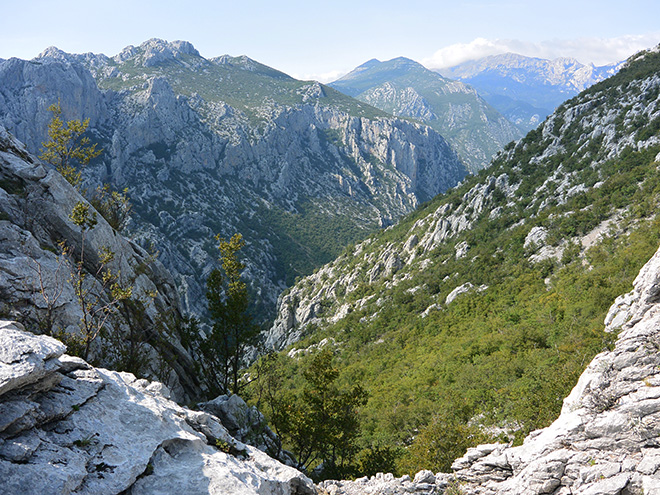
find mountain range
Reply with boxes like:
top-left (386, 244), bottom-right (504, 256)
top-left (330, 57), bottom-right (522, 172)
top-left (1, 34), bottom-right (660, 492)
top-left (0, 39), bottom-right (468, 320)
top-left (439, 53), bottom-right (624, 132)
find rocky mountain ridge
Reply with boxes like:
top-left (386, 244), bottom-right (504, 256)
top-left (257, 46), bottom-right (660, 473)
top-left (438, 52), bottom-right (623, 132)
top-left (266, 46), bottom-right (660, 352)
top-left (0, 38), bottom-right (467, 320)
top-left (330, 57), bottom-right (522, 172)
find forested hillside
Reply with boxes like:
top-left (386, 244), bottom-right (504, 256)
top-left (252, 46), bottom-right (660, 478)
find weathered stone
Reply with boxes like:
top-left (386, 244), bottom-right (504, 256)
top-left (0, 129), bottom-right (201, 401)
top-left (0, 322), bottom-right (65, 396)
top-left (0, 324), bottom-right (315, 495)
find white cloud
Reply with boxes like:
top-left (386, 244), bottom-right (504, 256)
top-left (423, 34), bottom-right (660, 69)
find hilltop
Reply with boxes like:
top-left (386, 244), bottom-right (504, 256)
top-left (330, 57), bottom-right (522, 172)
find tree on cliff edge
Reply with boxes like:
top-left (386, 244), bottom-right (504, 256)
top-left (40, 101), bottom-right (101, 190)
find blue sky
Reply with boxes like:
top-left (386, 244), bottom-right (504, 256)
top-left (1, 0), bottom-right (659, 81)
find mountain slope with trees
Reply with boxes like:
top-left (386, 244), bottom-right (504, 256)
top-left (257, 45), bottom-right (660, 477)
top-left (0, 39), bottom-right (467, 320)
top-left (330, 57), bottom-right (522, 172)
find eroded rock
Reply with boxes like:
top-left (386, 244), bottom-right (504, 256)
top-left (0, 321), bottom-right (314, 495)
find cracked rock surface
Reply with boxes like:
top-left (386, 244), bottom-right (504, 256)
top-left (0, 321), bottom-right (315, 495)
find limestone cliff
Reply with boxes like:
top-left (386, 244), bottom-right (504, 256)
top-left (0, 39), bottom-right (468, 319)
top-left (0, 125), bottom-right (200, 401)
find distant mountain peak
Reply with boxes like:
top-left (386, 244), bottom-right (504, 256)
top-left (210, 54), bottom-right (294, 80)
top-left (114, 38), bottom-right (201, 67)
top-left (438, 52), bottom-right (624, 132)
top-left (37, 46), bottom-right (69, 60)
top-left (330, 56), bottom-right (522, 171)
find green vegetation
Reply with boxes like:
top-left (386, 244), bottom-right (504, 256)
top-left (249, 349), bottom-right (370, 480)
top-left (249, 50), bottom-right (660, 479)
top-left (248, 200), bottom-right (376, 286)
top-left (39, 101), bottom-right (101, 190)
top-left (89, 184), bottom-right (132, 231)
top-left (184, 233), bottom-right (260, 396)
top-left (64, 202), bottom-right (133, 360)
top-left (94, 52), bottom-right (388, 124)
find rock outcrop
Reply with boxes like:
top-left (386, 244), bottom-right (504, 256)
top-left (0, 125), bottom-right (200, 401)
top-left (0, 320), bottom-right (315, 495)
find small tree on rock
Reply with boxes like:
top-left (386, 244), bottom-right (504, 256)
top-left (40, 101), bottom-right (101, 190)
top-left (67, 201), bottom-right (132, 360)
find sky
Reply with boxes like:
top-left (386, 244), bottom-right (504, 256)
top-left (1, 0), bottom-right (659, 82)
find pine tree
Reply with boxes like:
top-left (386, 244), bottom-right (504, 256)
top-left (40, 101), bottom-right (101, 189)
top-left (204, 233), bottom-right (260, 395)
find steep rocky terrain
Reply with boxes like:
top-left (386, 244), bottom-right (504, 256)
top-left (0, 320), bottom-right (315, 494)
top-left (261, 45), bottom-right (660, 471)
top-left (0, 125), bottom-right (201, 401)
top-left (267, 45), bottom-right (660, 357)
top-left (439, 53), bottom-right (623, 132)
top-left (0, 39), bottom-right (467, 319)
top-left (330, 57), bottom-right (522, 172)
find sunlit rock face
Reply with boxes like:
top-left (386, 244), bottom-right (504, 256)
top-left (0, 321), bottom-right (315, 495)
top-left (0, 40), bottom-right (468, 321)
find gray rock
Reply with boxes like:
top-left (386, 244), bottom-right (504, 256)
top-left (0, 323), bottom-right (314, 495)
top-left (0, 127), bottom-right (201, 401)
top-left (0, 322), bottom-right (65, 395)
top-left (0, 43), bottom-right (468, 321)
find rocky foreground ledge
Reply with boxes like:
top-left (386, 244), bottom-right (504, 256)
top-left (318, 244), bottom-right (660, 494)
top-left (0, 320), bottom-right (314, 495)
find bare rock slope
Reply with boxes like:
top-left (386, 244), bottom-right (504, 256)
top-left (0, 320), bottom-right (314, 495)
top-left (0, 125), bottom-right (200, 401)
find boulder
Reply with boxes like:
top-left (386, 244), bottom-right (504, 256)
top-left (0, 321), bottom-right (314, 495)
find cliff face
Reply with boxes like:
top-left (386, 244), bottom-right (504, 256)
top-left (0, 125), bottom-right (200, 401)
top-left (0, 39), bottom-right (467, 319)
top-left (0, 321), bottom-right (314, 495)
